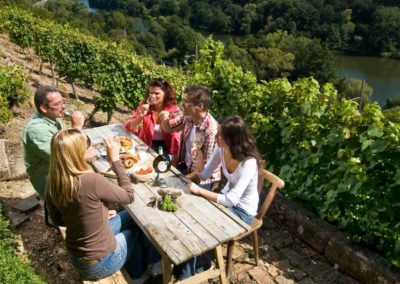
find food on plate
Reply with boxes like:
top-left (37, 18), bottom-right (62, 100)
top-left (134, 166), bottom-right (153, 175)
top-left (116, 136), bottom-right (133, 150)
top-left (120, 153), bottom-right (140, 169)
top-left (161, 194), bottom-right (178, 212)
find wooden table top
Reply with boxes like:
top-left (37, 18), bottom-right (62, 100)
top-left (84, 124), bottom-right (250, 265)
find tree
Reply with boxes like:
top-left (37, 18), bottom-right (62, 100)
top-left (211, 8), bottom-right (230, 33)
top-left (164, 20), bottom-right (200, 61)
top-left (190, 2), bottom-right (213, 29)
top-left (368, 6), bottom-right (400, 56)
top-left (224, 39), bottom-right (255, 73)
top-left (240, 4), bottom-right (257, 35)
top-left (261, 31), bottom-right (337, 83)
top-left (249, 47), bottom-right (294, 81)
top-left (158, 0), bottom-right (178, 16)
top-left (336, 77), bottom-right (373, 103)
top-left (108, 11), bottom-right (127, 30)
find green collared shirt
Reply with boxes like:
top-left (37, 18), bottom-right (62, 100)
top-left (22, 111), bottom-right (63, 198)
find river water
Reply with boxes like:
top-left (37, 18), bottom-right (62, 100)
top-left (335, 54), bottom-right (400, 106)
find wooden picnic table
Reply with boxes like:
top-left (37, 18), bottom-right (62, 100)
top-left (84, 124), bottom-right (251, 284)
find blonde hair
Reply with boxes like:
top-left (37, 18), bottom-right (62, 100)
top-left (48, 129), bottom-right (92, 207)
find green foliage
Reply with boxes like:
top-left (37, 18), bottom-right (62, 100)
top-left (0, 65), bottom-right (29, 123)
top-left (193, 37), bottom-right (400, 267)
top-left (249, 47), bottom-right (294, 80)
top-left (191, 37), bottom-right (260, 120)
top-left (0, 203), bottom-right (45, 283)
top-left (260, 31), bottom-right (337, 83)
top-left (336, 77), bottom-right (373, 102)
top-left (383, 106), bottom-right (400, 124)
top-left (368, 7), bottom-right (400, 57)
top-left (386, 96), bottom-right (400, 109)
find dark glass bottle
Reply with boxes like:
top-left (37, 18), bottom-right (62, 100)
top-left (153, 146), bottom-right (171, 173)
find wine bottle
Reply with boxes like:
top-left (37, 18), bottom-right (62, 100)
top-left (153, 146), bottom-right (171, 173)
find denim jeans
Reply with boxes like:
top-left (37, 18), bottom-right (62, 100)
top-left (173, 206), bottom-right (254, 280)
top-left (70, 210), bottom-right (153, 280)
top-left (228, 206), bottom-right (254, 225)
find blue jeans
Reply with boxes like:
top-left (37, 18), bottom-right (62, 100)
top-left (173, 206), bottom-right (254, 280)
top-left (228, 207), bottom-right (254, 225)
top-left (70, 210), bottom-right (157, 280)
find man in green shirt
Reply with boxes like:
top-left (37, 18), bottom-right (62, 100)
top-left (22, 86), bottom-right (85, 198)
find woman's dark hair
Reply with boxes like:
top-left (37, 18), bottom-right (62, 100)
top-left (219, 115), bottom-right (265, 169)
top-left (146, 78), bottom-right (177, 106)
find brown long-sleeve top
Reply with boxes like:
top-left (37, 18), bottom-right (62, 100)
top-left (46, 160), bottom-right (134, 260)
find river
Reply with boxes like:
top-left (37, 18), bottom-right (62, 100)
top-left (335, 54), bottom-right (400, 106)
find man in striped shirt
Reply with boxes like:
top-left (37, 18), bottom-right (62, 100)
top-left (160, 85), bottom-right (220, 190)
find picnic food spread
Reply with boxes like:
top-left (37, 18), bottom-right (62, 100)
top-left (120, 153), bottom-right (140, 169)
top-left (117, 136), bottom-right (133, 150)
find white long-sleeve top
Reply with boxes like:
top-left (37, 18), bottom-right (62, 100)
top-left (198, 147), bottom-right (259, 216)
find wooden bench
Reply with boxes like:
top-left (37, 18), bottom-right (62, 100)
top-left (58, 227), bottom-right (131, 284)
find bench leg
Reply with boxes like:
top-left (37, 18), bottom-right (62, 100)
top-left (162, 252), bottom-right (173, 284)
top-left (214, 245), bottom-right (228, 284)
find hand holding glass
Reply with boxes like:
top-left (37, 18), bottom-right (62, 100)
top-left (140, 104), bottom-right (150, 117)
top-left (159, 111), bottom-right (170, 121)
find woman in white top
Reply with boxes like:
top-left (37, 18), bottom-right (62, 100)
top-left (175, 115), bottom-right (284, 280)
top-left (189, 115), bottom-right (284, 224)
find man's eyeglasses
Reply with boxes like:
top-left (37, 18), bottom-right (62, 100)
top-left (46, 100), bottom-right (65, 109)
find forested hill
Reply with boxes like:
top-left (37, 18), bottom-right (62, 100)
top-left (7, 0), bottom-right (399, 89)
top-left (89, 0), bottom-right (400, 58)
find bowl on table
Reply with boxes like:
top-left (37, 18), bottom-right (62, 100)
top-left (130, 165), bottom-right (154, 182)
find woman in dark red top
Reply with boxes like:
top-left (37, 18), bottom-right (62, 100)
top-left (124, 78), bottom-right (181, 162)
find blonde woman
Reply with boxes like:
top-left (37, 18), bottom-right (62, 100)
top-left (45, 129), bottom-right (156, 281)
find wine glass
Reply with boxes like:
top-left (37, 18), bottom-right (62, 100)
top-left (147, 94), bottom-right (156, 105)
top-left (191, 130), bottom-right (202, 157)
top-left (64, 106), bottom-right (75, 118)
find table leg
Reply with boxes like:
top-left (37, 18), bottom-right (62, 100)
top-left (162, 252), bottom-right (173, 284)
top-left (214, 245), bottom-right (228, 284)
top-left (226, 240), bottom-right (235, 281)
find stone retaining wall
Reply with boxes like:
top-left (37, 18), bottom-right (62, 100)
top-left (0, 139), bottom-right (27, 181)
top-left (0, 139), bottom-right (11, 180)
top-left (268, 193), bottom-right (400, 284)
